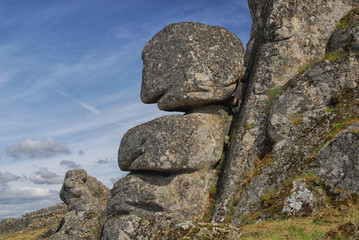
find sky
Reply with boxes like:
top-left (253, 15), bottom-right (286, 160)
top-left (0, 0), bottom-right (252, 220)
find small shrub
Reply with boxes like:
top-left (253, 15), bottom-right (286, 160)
top-left (325, 51), bottom-right (349, 61)
top-left (268, 87), bottom-right (281, 106)
top-left (292, 115), bottom-right (303, 126)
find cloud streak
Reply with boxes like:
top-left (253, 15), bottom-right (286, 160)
top-left (57, 90), bottom-right (100, 115)
top-left (7, 137), bottom-right (71, 159)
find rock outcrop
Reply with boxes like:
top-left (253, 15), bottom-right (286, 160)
top-left (213, 1), bottom-right (359, 222)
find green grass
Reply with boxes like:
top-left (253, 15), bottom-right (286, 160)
top-left (336, 6), bottom-right (359, 29)
top-left (268, 87), bottom-right (281, 106)
top-left (241, 204), bottom-right (359, 240)
top-left (0, 228), bottom-right (47, 240)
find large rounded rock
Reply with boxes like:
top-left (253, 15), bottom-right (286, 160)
top-left (105, 170), bottom-right (217, 219)
top-left (118, 106), bottom-right (230, 172)
top-left (141, 22), bottom-right (245, 111)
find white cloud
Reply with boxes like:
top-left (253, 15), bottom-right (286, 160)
top-left (0, 186), bottom-right (60, 219)
top-left (7, 137), bottom-right (71, 159)
top-left (29, 169), bottom-right (63, 184)
top-left (60, 160), bottom-right (81, 169)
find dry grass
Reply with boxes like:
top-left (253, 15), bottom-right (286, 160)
top-left (0, 227), bottom-right (47, 240)
top-left (240, 204), bottom-right (359, 239)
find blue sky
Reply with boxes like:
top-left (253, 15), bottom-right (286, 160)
top-left (0, 0), bottom-right (252, 219)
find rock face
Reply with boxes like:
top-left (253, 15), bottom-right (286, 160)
top-left (141, 22), bottom-right (245, 111)
top-left (118, 106), bottom-right (230, 172)
top-left (213, 0), bottom-right (359, 222)
top-left (268, 54), bottom-right (359, 151)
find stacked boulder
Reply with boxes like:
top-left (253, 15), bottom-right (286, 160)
top-left (103, 22), bottom-right (244, 237)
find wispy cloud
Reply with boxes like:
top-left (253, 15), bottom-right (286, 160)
top-left (57, 90), bottom-right (100, 115)
top-left (7, 137), bottom-right (71, 159)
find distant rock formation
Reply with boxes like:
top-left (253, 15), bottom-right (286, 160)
top-left (41, 169), bottom-right (110, 240)
top-left (0, 203), bottom-right (66, 236)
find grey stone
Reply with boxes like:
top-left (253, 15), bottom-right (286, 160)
top-left (282, 178), bottom-right (324, 216)
top-left (311, 122), bottom-right (359, 193)
top-left (105, 170), bottom-right (217, 220)
top-left (327, 26), bottom-right (359, 53)
top-left (118, 106), bottom-right (230, 172)
top-left (141, 22), bottom-right (245, 111)
top-left (101, 215), bottom-right (142, 240)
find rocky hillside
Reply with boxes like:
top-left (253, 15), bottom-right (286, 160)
top-left (1, 1), bottom-right (358, 239)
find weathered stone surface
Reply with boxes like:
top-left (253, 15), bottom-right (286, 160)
top-left (327, 26), bottom-right (359, 53)
top-left (229, 85), bottom-right (359, 225)
top-left (214, 1), bottom-right (359, 222)
top-left (101, 215), bottom-right (241, 240)
top-left (101, 215), bottom-right (142, 240)
top-left (268, 54), bottom-right (359, 151)
top-left (106, 170), bottom-right (217, 219)
top-left (118, 106), bottom-right (230, 172)
top-left (282, 178), bottom-right (324, 217)
top-left (141, 22), bottom-right (245, 111)
top-left (311, 122), bottom-right (359, 193)
top-left (60, 168), bottom-right (109, 212)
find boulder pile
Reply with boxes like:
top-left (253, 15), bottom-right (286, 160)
top-left (102, 22), bottom-right (244, 239)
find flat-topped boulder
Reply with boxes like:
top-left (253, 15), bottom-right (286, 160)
top-left (141, 22), bottom-right (245, 111)
top-left (118, 106), bottom-right (230, 172)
